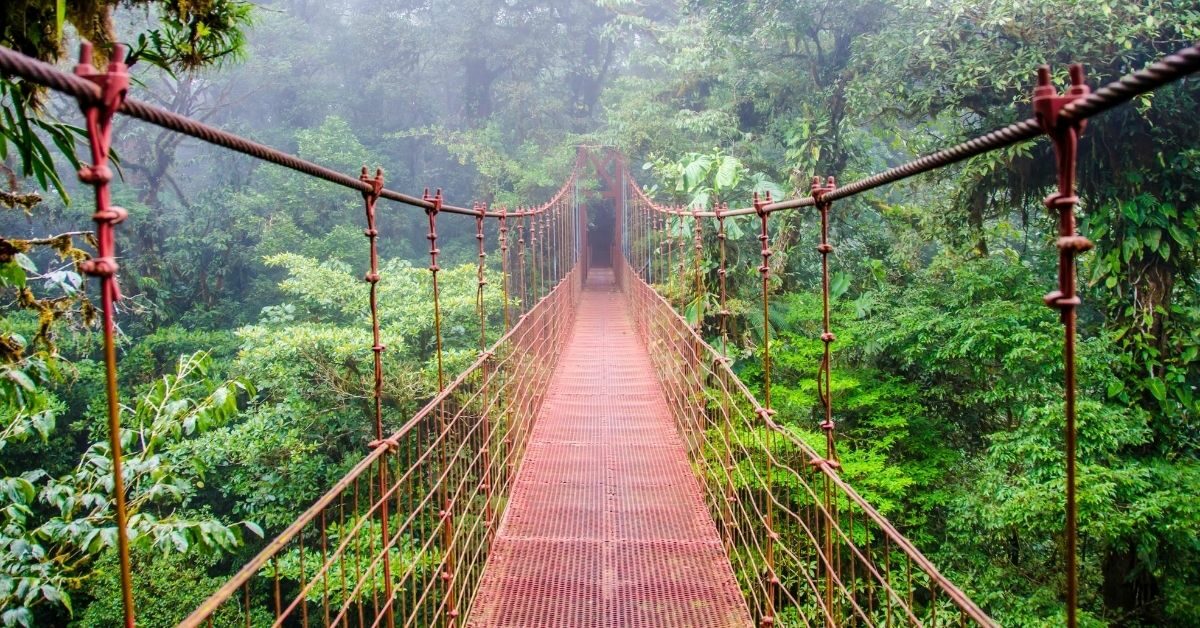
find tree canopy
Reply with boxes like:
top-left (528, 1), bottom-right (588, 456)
top-left (1, 0), bottom-right (1197, 625)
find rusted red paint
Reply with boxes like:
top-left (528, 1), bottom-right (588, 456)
top-left (74, 41), bottom-right (136, 628)
top-left (1034, 63), bottom-right (1092, 628)
top-left (469, 269), bottom-right (753, 627)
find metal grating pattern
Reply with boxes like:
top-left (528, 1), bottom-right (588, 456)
top-left (469, 269), bottom-right (752, 627)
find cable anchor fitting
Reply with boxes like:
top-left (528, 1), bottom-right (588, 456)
top-left (1034, 65), bottom-right (1094, 313)
top-left (361, 167), bottom-right (384, 284)
top-left (423, 188), bottom-right (444, 273)
top-left (75, 43), bottom-right (130, 297)
top-left (754, 193), bottom-right (773, 276)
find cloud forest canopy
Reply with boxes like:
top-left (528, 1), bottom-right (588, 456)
top-left (0, 0), bottom-right (1198, 626)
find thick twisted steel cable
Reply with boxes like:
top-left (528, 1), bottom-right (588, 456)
top-left (5, 42), bottom-right (1196, 218)
top-left (630, 43), bottom-right (1199, 216)
top-left (1059, 43), bottom-right (1200, 123)
top-left (0, 45), bottom-right (541, 219)
top-left (783, 43), bottom-right (1200, 206)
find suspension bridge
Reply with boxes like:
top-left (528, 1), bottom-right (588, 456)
top-left (1, 40), bottom-right (1198, 627)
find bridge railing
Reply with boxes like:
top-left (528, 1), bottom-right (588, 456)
top-left (2, 35), bottom-right (1198, 626)
top-left (614, 44), bottom-right (1200, 626)
top-left (0, 40), bottom-right (591, 626)
top-left (180, 266), bottom-right (581, 627)
top-left (616, 255), bottom-right (991, 626)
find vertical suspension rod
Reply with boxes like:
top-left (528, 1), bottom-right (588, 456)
top-left (1034, 63), bottom-right (1092, 628)
top-left (74, 41), bottom-right (135, 628)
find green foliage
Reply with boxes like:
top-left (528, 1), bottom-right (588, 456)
top-left (1085, 190), bottom-right (1200, 452)
top-left (0, 79), bottom-right (85, 205)
top-left (268, 517), bottom-right (440, 609)
top-left (2, 0), bottom-right (1199, 623)
top-left (127, 1), bottom-right (253, 72)
top-left (0, 352), bottom-right (258, 622)
top-left (171, 254), bottom-right (508, 530)
top-left (646, 149), bottom-right (784, 210)
top-left (79, 549), bottom-right (271, 628)
top-left (0, 0), bottom-right (253, 203)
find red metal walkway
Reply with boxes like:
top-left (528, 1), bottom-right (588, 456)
top-left (469, 269), bottom-right (752, 627)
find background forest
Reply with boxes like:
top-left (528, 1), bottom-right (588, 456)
top-left (1, 0), bottom-right (1198, 626)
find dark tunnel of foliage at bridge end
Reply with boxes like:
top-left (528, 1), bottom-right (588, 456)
top-left (1, 0), bottom-right (1199, 626)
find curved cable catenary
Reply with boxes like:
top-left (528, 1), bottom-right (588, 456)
top-left (2, 36), bottom-right (1197, 627)
top-left (0, 43), bottom-right (598, 220)
top-left (619, 44), bottom-right (1200, 219)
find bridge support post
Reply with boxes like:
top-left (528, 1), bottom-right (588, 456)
top-left (75, 41), bottom-right (136, 628)
top-left (715, 205), bottom-right (735, 554)
top-left (753, 193), bottom-right (781, 628)
top-left (361, 167), bottom-right (397, 627)
top-left (811, 177), bottom-right (842, 627)
top-left (1034, 63), bottom-right (1092, 628)
top-left (424, 189), bottom-right (459, 627)
top-left (690, 208), bottom-right (706, 446)
top-left (476, 207), bottom-right (495, 540)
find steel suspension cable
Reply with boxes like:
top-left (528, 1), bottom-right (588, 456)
top-left (623, 43), bottom-right (1199, 219)
top-left (1, 41), bottom-right (1194, 221)
top-left (0, 45), bottom-right (604, 219)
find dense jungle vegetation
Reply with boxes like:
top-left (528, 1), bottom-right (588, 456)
top-left (1, 0), bottom-right (1198, 625)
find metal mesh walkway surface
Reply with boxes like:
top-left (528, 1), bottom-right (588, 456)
top-left (468, 269), bottom-right (752, 627)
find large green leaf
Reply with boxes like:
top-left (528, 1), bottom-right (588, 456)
top-left (714, 155), bottom-right (742, 192)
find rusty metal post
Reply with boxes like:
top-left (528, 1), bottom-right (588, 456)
top-left (476, 206), bottom-right (488, 349)
top-left (1034, 63), bottom-right (1092, 628)
top-left (536, 211), bottom-right (545, 300)
top-left (811, 176), bottom-right (842, 626)
top-left (360, 167), bottom-right (396, 627)
top-left (361, 168), bottom-right (386, 439)
top-left (498, 207), bottom-right (516, 487)
top-left (517, 215), bottom-right (528, 314)
top-left (475, 206), bottom-right (495, 538)
top-left (646, 208), bottom-right (654, 286)
top-left (715, 204), bottom-right (735, 554)
top-left (658, 213), bottom-right (666, 290)
top-left (673, 208), bottom-right (681, 312)
top-left (541, 210), bottom-right (549, 293)
top-left (689, 207), bottom-right (705, 440)
top-left (423, 188), bottom-right (457, 626)
top-left (529, 211), bottom-right (539, 304)
top-left (650, 205), bottom-right (656, 285)
top-left (499, 207), bottom-right (511, 331)
top-left (754, 192), bottom-right (779, 627)
top-left (74, 41), bottom-right (135, 628)
top-left (692, 207), bottom-right (704, 330)
top-left (812, 177), bottom-right (839, 464)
